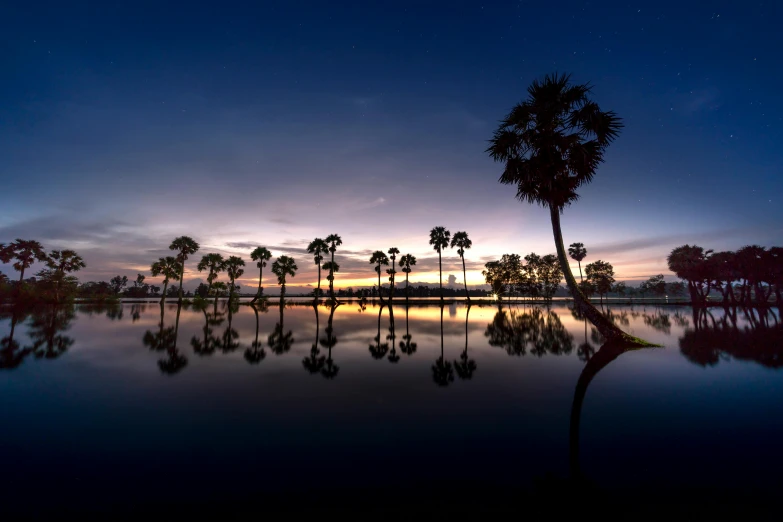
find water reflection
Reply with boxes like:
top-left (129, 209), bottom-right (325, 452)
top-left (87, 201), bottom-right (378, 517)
top-left (485, 306), bottom-right (573, 357)
top-left (369, 304), bottom-right (389, 359)
top-left (244, 302), bottom-right (268, 364)
top-left (432, 305), bottom-right (454, 386)
top-left (320, 303), bottom-right (339, 379)
top-left (454, 304), bottom-right (476, 379)
top-left (399, 305), bottom-right (417, 356)
top-left (268, 302), bottom-right (294, 355)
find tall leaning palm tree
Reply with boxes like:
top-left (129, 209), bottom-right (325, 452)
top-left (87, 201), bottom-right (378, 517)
top-left (250, 247), bottom-right (272, 303)
top-left (151, 256), bottom-right (181, 304)
top-left (307, 238), bottom-right (329, 299)
top-left (369, 251), bottom-right (389, 301)
top-left (486, 73), bottom-right (650, 345)
top-left (487, 74), bottom-right (647, 345)
top-left (6, 239), bottom-right (47, 283)
top-left (169, 236), bottom-right (200, 302)
top-left (325, 234), bottom-right (342, 301)
top-left (224, 256), bottom-right (245, 301)
top-left (45, 249), bottom-right (86, 302)
top-left (272, 255), bottom-right (297, 301)
top-left (568, 242), bottom-right (588, 283)
top-left (399, 254), bottom-right (417, 301)
top-left (429, 227), bottom-right (451, 302)
top-left (450, 231), bottom-right (472, 302)
top-left (197, 253), bottom-right (225, 302)
top-left (387, 247), bottom-right (400, 299)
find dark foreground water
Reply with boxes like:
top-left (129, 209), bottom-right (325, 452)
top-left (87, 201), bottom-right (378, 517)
top-left (1, 301), bottom-right (782, 519)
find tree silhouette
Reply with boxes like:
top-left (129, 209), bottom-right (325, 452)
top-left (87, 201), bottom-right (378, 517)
top-left (486, 73), bottom-right (648, 345)
top-left (387, 247), bottom-right (400, 300)
top-left (191, 305), bottom-right (222, 357)
top-left (197, 253), bottom-right (225, 304)
top-left (485, 307), bottom-right (573, 357)
top-left (159, 304), bottom-right (188, 374)
top-left (325, 234), bottom-right (343, 301)
top-left (224, 256), bottom-right (245, 302)
top-left (150, 256), bottom-right (181, 304)
top-left (667, 245), bottom-right (713, 305)
top-left (429, 227), bottom-right (451, 302)
top-left (322, 261), bottom-right (340, 301)
top-left (568, 243), bottom-right (587, 283)
top-left (432, 305), bottom-right (454, 386)
top-left (244, 302), bottom-right (268, 364)
top-left (454, 305), bottom-right (476, 379)
top-left (320, 303), bottom-right (340, 379)
top-left (38, 249), bottom-right (86, 302)
top-left (369, 251), bottom-right (389, 302)
top-left (268, 301), bottom-right (294, 355)
top-left (169, 236), bottom-right (200, 303)
top-left (584, 260), bottom-right (615, 305)
top-left (450, 232), bottom-right (472, 302)
top-left (307, 238), bottom-right (329, 300)
top-left (271, 255), bottom-right (297, 301)
top-left (5, 239), bottom-right (47, 284)
top-left (399, 304), bottom-right (417, 356)
top-left (250, 246), bottom-right (272, 304)
top-left (219, 301), bottom-right (240, 353)
top-left (399, 254), bottom-right (417, 302)
top-left (303, 304), bottom-right (325, 373)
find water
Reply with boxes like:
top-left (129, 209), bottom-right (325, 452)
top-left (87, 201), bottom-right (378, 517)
top-left (1, 301), bottom-right (781, 517)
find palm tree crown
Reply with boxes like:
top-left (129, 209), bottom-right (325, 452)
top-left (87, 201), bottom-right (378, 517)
top-left (224, 256), bottom-right (245, 289)
top-left (197, 253), bottom-right (225, 287)
top-left (250, 246), bottom-right (272, 302)
top-left (272, 256), bottom-right (298, 296)
top-left (568, 242), bottom-right (587, 282)
top-left (169, 236), bottom-right (200, 301)
top-left (6, 239), bottom-right (47, 282)
top-left (46, 249), bottom-right (86, 274)
top-left (369, 250), bottom-right (389, 298)
top-left (429, 227), bottom-right (451, 300)
top-left (486, 73), bottom-right (622, 210)
top-left (307, 238), bottom-right (329, 296)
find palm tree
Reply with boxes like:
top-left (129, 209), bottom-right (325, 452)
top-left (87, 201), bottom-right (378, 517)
top-left (271, 255), bottom-right (297, 301)
top-left (196, 253), bottom-right (225, 303)
top-left (249, 247), bottom-right (272, 304)
top-left (387, 247), bottom-right (400, 299)
top-left (322, 261), bottom-right (340, 300)
top-left (44, 249), bottom-right (86, 302)
top-left (307, 239), bottom-right (329, 299)
top-left (399, 254), bottom-right (417, 301)
top-left (224, 256), bottom-right (245, 302)
top-left (429, 227), bottom-right (451, 302)
top-left (486, 73), bottom-right (649, 345)
top-left (169, 236), bottom-right (200, 303)
top-left (450, 232), bottom-right (472, 302)
top-left (369, 251), bottom-right (389, 301)
top-left (568, 243), bottom-right (588, 283)
top-left (325, 234), bottom-right (343, 301)
top-left (150, 256), bottom-right (181, 304)
top-left (6, 239), bottom-right (47, 283)
top-left (454, 305), bottom-right (476, 379)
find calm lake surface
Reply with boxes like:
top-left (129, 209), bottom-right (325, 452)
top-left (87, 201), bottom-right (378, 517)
top-left (2, 301), bottom-right (782, 517)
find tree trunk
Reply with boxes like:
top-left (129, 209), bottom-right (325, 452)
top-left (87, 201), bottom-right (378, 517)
top-left (228, 278), bottom-right (235, 302)
top-left (377, 267), bottom-right (385, 302)
top-left (161, 281), bottom-right (168, 304)
top-left (178, 258), bottom-right (185, 302)
top-left (438, 250), bottom-right (443, 301)
top-left (577, 261), bottom-right (583, 283)
top-left (252, 266), bottom-right (263, 304)
top-left (18, 265), bottom-right (25, 283)
top-left (329, 251), bottom-right (336, 301)
top-left (461, 254), bottom-right (470, 302)
top-left (549, 205), bottom-right (651, 345)
top-left (406, 272), bottom-right (409, 302)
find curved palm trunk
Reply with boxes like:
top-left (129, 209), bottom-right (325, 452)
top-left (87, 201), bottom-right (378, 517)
top-left (550, 205), bottom-right (652, 346)
top-left (570, 341), bottom-right (652, 478)
top-left (178, 261), bottom-right (185, 303)
top-left (577, 261), bottom-right (583, 283)
top-left (252, 266), bottom-right (263, 304)
top-left (313, 303), bottom-right (320, 348)
top-left (253, 304), bottom-right (260, 347)
top-left (461, 254), bottom-right (470, 302)
top-left (438, 250), bottom-right (443, 301)
top-left (160, 281), bottom-right (169, 305)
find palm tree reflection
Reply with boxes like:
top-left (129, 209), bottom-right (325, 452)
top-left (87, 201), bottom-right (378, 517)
top-left (268, 301), bottom-right (294, 355)
top-left (454, 305), bottom-right (476, 379)
top-left (432, 305), bottom-right (454, 386)
top-left (302, 304), bottom-right (325, 374)
top-left (245, 302), bottom-right (268, 365)
top-left (386, 306), bottom-right (400, 363)
top-left (399, 305), bottom-right (417, 356)
top-left (369, 304), bottom-right (389, 359)
top-left (29, 305), bottom-right (75, 360)
top-left (158, 304), bottom-right (188, 375)
top-left (1, 307), bottom-right (33, 370)
top-left (320, 303), bottom-right (340, 379)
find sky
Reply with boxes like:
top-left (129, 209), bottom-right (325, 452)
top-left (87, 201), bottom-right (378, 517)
top-left (1, 1), bottom-right (781, 292)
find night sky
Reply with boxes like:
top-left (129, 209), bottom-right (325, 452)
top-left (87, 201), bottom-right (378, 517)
top-left (1, 1), bottom-right (781, 291)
